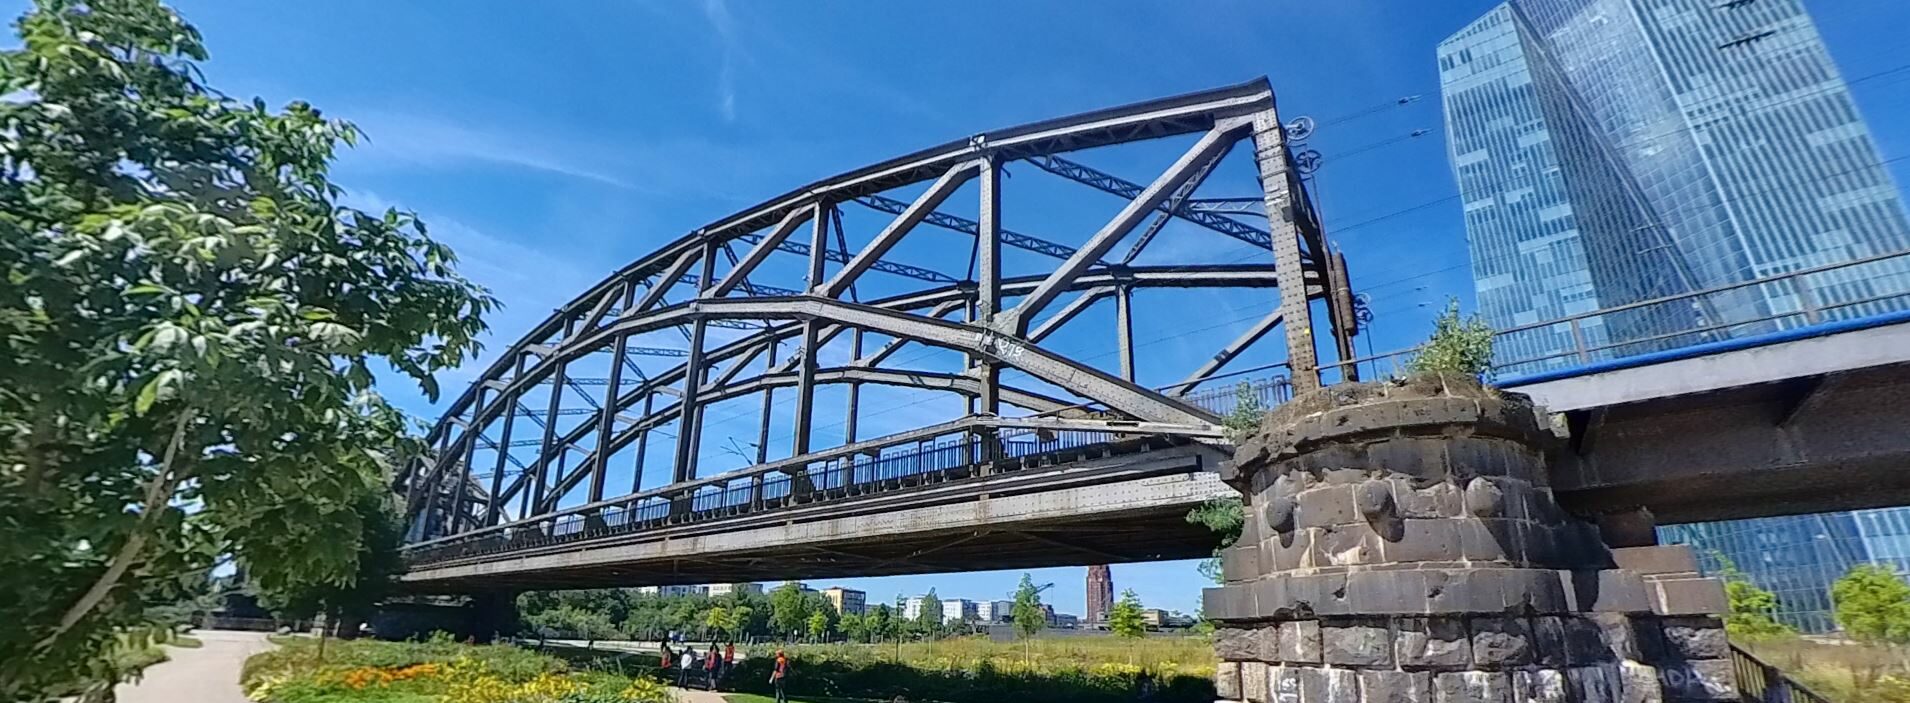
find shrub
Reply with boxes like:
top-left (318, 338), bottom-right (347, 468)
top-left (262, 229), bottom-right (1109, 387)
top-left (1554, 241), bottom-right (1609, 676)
top-left (1405, 298), bottom-right (1494, 380)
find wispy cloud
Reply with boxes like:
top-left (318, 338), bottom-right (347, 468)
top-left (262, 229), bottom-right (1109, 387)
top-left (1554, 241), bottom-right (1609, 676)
top-left (703, 0), bottom-right (740, 122)
top-left (341, 110), bottom-right (643, 191)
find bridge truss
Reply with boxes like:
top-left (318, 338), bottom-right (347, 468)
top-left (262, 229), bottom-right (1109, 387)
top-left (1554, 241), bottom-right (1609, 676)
top-left (397, 78), bottom-right (1361, 559)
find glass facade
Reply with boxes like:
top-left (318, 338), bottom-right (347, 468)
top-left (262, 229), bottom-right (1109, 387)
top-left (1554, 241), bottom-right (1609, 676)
top-left (1442, 0), bottom-right (1910, 634)
top-left (1439, 0), bottom-right (1910, 377)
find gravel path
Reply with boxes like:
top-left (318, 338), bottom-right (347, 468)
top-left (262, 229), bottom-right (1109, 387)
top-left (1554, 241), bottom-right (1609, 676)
top-left (114, 630), bottom-right (275, 703)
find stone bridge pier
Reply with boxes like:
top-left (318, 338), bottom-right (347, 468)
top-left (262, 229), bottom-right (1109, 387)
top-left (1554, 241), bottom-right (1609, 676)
top-left (1204, 378), bottom-right (1736, 702)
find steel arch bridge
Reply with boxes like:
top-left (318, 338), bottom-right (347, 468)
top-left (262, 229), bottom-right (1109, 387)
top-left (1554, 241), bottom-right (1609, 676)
top-left (396, 78), bottom-right (1361, 589)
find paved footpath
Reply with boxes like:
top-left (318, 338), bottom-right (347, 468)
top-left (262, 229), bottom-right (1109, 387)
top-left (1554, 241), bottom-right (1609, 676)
top-left (115, 630), bottom-right (275, 703)
top-left (666, 687), bottom-right (729, 702)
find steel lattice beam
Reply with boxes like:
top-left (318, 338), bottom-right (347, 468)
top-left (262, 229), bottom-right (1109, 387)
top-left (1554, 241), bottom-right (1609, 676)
top-left (853, 194), bottom-right (1082, 260)
top-left (1025, 154), bottom-right (1277, 250)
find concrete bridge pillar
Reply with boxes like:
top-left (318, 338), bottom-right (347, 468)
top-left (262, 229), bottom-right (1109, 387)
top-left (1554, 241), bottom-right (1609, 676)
top-left (1205, 377), bottom-right (1736, 703)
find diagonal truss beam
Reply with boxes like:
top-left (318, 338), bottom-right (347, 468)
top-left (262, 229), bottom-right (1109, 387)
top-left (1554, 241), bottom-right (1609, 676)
top-left (1001, 118), bottom-right (1253, 333)
top-left (1173, 309), bottom-right (1283, 395)
top-left (709, 205), bottom-right (815, 298)
top-left (1123, 141), bottom-right (1232, 264)
top-left (820, 161), bottom-right (980, 298)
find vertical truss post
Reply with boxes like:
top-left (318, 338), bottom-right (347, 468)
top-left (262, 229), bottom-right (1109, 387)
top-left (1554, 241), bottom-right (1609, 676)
top-left (976, 154), bottom-right (1003, 468)
top-left (486, 361), bottom-right (521, 526)
top-left (589, 333), bottom-right (627, 502)
top-left (756, 340), bottom-right (777, 465)
top-left (532, 363), bottom-right (567, 515)
top-left (449, 390), bottom-right (483, 535)
top-left (1116, 285), bottom-right (1137, 381)
top-left (673, 243), bottom-right (717, 484)
top-left (630, 394), bottom-right (653, 494)
top-left (845, 328), bottom-right (863, 444)
top-left (1250, 110), bottom-right (1321, 392)
top-left (795, 203), bottom-right (828, 456)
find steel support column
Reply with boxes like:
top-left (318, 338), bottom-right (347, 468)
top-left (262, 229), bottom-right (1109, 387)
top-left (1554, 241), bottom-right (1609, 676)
top-left (795, 208), bottom-right (828, 456)
top-left (756, 341), bottom-right (777, 464)
top-left (1116, 285), bottom-right (1136, 381)
top-left (1250, 110), bottom-right (1320, 392)
top-left (845, 328), bottom-right (863, 444)
top-left (673, 244), bottom-right (717, 483)
top-left (630, 394), bottom-right (653, 494)
top-left (589, 333), bottom-right (626, 502)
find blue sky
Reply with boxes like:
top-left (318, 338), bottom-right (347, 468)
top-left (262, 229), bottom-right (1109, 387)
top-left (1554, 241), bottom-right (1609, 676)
top-left (33, 0), bottom-right (1910, 616)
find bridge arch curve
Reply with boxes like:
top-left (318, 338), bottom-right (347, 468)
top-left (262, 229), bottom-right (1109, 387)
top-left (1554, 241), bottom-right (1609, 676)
top-left (402, 78), bottom-right (1348, 547)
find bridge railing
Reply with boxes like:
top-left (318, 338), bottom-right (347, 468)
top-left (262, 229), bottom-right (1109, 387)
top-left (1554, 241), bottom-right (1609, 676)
top-left (403, 415), bottom-right (1219, 567)
top-left (1731, 643), bottom-right (1834, 703)
top-left (1323, 248), bottom-right (1910, 383)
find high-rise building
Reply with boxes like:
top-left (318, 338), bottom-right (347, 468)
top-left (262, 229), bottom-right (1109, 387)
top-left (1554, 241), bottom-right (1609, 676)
top-left (1439, 0), bottom-right (1910, 377)
top-left (1441, 0), bottom-right (1910, 633)
top-left (976, 599), bottom-right (1016, 623)
top-left (1085, 565), bottom-right (1114, 624)
top-left (821, 587), bottom-right (866, 616)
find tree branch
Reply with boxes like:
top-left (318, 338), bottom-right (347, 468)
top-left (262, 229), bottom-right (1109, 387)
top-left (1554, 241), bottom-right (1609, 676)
top-left (35, 409), bottom-right (197, 652)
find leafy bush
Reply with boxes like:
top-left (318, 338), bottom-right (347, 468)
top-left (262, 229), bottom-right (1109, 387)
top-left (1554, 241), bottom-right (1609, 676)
top-left (723, 638), bottom-right (1214, 703)
top-left (1404, 298), bottom-right (1494, 380)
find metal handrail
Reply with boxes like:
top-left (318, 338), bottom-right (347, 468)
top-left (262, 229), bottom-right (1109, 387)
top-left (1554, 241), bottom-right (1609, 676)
top-left (1322, 247), bottom-right (1910, 381)
top-left (1732, 643), bottom-right (1834, 703)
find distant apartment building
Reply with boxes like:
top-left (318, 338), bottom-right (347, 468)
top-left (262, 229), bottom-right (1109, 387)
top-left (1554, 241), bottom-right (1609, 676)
top-left (821, 587), bottom-right (866, 616)
top-left (1440, 0), bottom-right (1910, 633)
top-left (903, 596), bottom-right (928, 621)
top-left (976, 600), bottom-right (1015, 623)
top-left (706, 583), bottom-right (763, 597)
top-left (941, 599), bottom-right (978, 624)
top-left (637, 585), bottom-right (707, 598)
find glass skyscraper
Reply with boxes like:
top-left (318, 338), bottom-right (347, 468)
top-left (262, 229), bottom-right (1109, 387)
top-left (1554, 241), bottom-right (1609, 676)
top-left (1440, 0), bottom-right (1910, 633)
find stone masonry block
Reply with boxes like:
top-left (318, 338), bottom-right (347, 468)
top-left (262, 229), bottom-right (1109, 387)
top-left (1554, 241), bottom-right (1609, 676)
top-left (1215, 661), bottom-right (1242, 700)
top-left (1268, 666), bottom-right (1301, 702)
top-left (1278, 619), bottom-right (1322, 664)
top-left (1464, 477), bottom-right (1507, 518)
top-left (1308, 571), bottom-right (1355, 616)
top-left (1240, 661), bottom-right (1269, 703)
top-left (1513, 669), bottom-right (1569, 703)
top-left (1360, 670), bottom-right (1431, 703)
top-left (1348, 569), bottom-right (1423, 614)
top-left (1470, 616), bottom-right (1535, 666)
top-left (1383, 518), bottom-right (1463, 563)
top-left (1532, 616), bottom-right (1568, 668)
top-left (1265, 528), bottom-right (1319, 572)
top-left (1434, 670), bottom-right (1511, 703)
top-left (1660, 617), bottom-right (1729, 659)
top-left (1222, 544), bottom-right (1261, 583)
top-left (1619, 661), bottom-right (1667, 703)
top-left (1393, 477), bottom-right (1462, 518)
top-left (1356, 478), bottom-right (1394, 520)
top-left (1502, 568), bottom-right (1570, 613)
top-left (1651, 578), bottom-right (1727, 616)
top-left (1252, 578), bottom-right (1292, 620)
top-left (1296, 484), bottom-right (1357, 528)
top-left (1322, 618), bottom-right (1392, 667)
top-left (1567, 665), bottom-right (1621, 703)
top-left (1611, 545), bottom-right (1699, 576)
top-left (1458, 519), bottom-right (1521, 564)
top-left (1215, 627), bottom-right (1258, 661)
top-left (1253, 624), bottom-right (1282, 661)
top-left (1659, 659), bottom-right (1736, 701)
top-left (1317, 523), bottom-right (1382, 566)
top-left (1299, 667), bottom-right (1359, 703)
top-left (1396, 616), bottom-right (1471, 669)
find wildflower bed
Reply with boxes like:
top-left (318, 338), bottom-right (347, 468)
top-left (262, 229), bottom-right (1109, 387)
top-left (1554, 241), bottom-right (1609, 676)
top-left (240, 634), bottom-right (674, 703)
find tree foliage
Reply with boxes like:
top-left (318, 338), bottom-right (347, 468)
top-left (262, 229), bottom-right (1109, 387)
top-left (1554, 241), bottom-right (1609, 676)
top-left (0, 0), bottom-right (494, 695)
top-left (1012, 574), bottom-right (1045, 640)
top-left (1405, 298), bottom-right (1495, 380)
top-left (1833, 564), bottom-right (1910, 645)
top-left (1221, 381), bottom-right (1265, 440)
top-left (1107, 589), bottom-right (1146, 639)
top-left (1714, 556), bottom-right (1795, 642)
top-left (1186, 497), bottom-right (1245, 584)
top-left (916, 589), bottom-right (944, 635)
top-left (770, 582), bottom-right (811, 639)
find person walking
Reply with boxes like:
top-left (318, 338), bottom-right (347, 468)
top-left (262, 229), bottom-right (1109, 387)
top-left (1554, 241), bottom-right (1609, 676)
top-left (676, 647), bottom-right (695, 688)
top-left (703, 642), bottom-right (720, 690)
top-left (723, 641), bottom-right (736, 684)
top-left (769, 648), bottom-right (790, 703)
top-left (659, 640), bottom-right (673, 674)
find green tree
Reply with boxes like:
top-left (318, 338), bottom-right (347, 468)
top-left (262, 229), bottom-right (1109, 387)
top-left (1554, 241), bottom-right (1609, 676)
top-left (1186, 497), bottom-right (1246, 584)
top-left (1012, 574), bottom-right (1045, 641)
top-left (770, 582), bottom-right (810, 640)
top-left (1108, 589), bottom-right (1147, 639)
top-left (258, 486), bottom-right (406, 639)
top-left (1405, 298), bottom-right (1495, 379)
top-left (1713, 556), bottom-right (1794, 642)
top-left (1833, 564), bottom-right (1910, 645)
top-left (868, 604), bottom-right (896, 641)
top-left (0, 1), bottom-right (494, 696)
top-left (916, 589), bottom-right (943, 637)
top-left (838, 612), bottom-right (867, 643)
top-left (1221, 381), bottom-right (1266, 440)
top-left (806, 610), bottom-right (829, 642)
